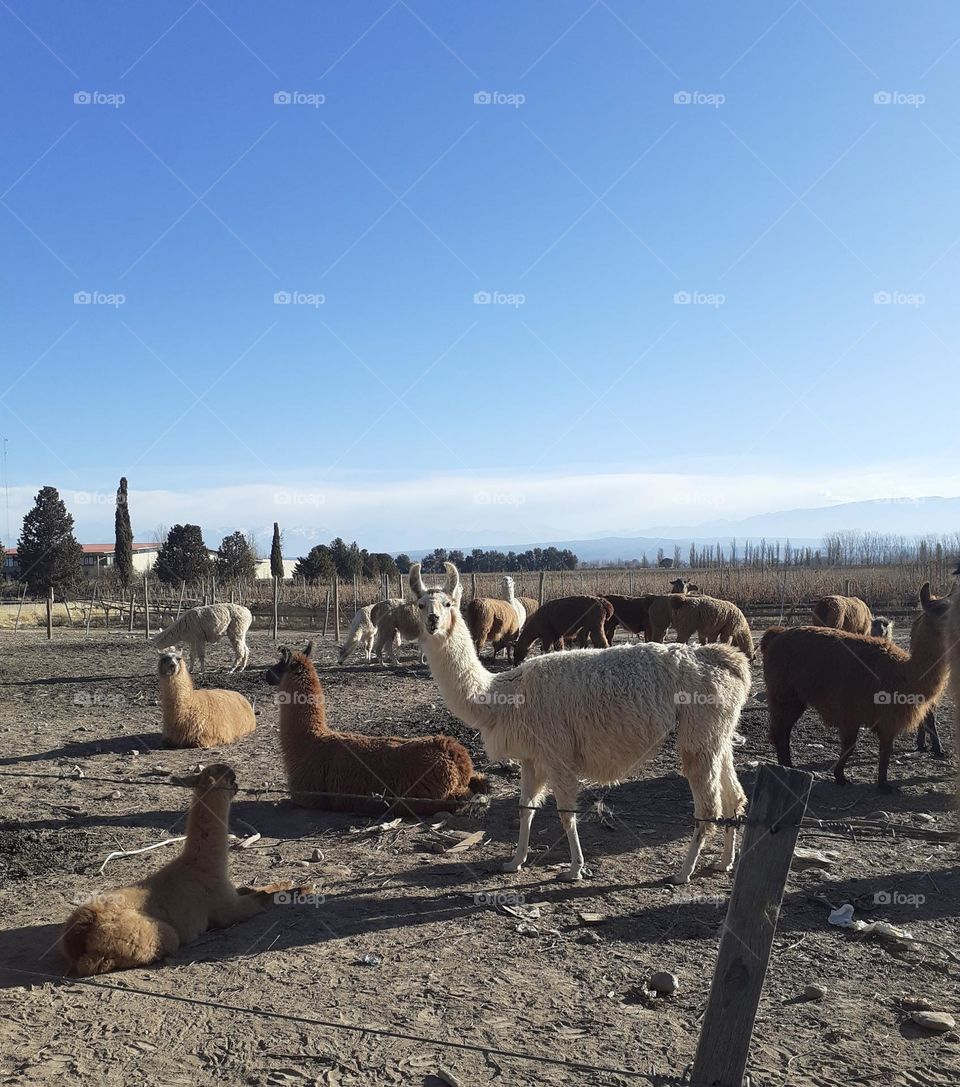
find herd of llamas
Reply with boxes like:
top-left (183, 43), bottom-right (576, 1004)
top-left (53, 563), bottom-right (959, 977)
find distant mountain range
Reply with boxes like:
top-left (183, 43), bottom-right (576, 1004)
top-left (399, 496), bottom-right (960, 564)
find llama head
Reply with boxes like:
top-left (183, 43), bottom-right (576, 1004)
top-left (157, 650), bottom-right (184, 677)
top-left (501, 575), bottom-right (516, 599)
top-left (870, 616), bottom-right (894, 639)
top-left (409, 561), bottom-right (462, 639)
top-left (669, 578), bottom-right (690, 594)
top-left (265, 641), bottom-right (315, 688)
top-left (171, 763), bottom-right (238, 797)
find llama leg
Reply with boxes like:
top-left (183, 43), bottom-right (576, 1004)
top-left (716, 745), bottom-right (746, 872)
top-left (768, 695), bottom-right (804, 767)
top-left (876, 733), bottom-right (898, 793)
top-left (675, 748), bottom-right (722, 884)
top-left (833, 729), bottom-right (860, 786)
top-left (552, 775), bottom-right (586, 881)
top-left (502, 760), bottom-right (545, 873)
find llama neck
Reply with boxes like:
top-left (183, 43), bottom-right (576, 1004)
top-left (904, 618), bottom-right (948, 696)
top-left (278, 670), bottom-right (329, 737)
top-left (421, 611), bottom-right (498, 729)
top-left (160, 668), bottom-right (193, 714)
top-left (180, 790), bottom-right (232, 871)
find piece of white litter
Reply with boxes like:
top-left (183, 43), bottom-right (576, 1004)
top-left (98, 836), bottom-right (186, 875)
top-left (827, 904), bottom-right (913, 940)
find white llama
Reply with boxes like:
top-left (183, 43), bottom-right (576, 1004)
top-left (410, 563), bottom-right (749, 884)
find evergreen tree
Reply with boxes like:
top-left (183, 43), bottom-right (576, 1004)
top-left (17, 486), bottom-right (83, 594)
top-left (294, 544), bottom-right (336, 581)
top-left (216, 531), bottom-right (258, 582)
top-left (155, 524), bottom-right (210, 584)
top-left (270, 522), bottom-right (284, 579)
top-left (114, 476), bottom-right (134, 588)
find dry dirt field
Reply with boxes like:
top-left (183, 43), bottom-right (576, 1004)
top-left (0, 625), bottom-right (957, 1087)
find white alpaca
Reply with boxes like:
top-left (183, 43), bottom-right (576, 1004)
top-left (500, 576), bottom-right (527, 630)
top-left (410, 563), bottom-right (749, 884)
top-left (338, 599), bottom-right (403, 665)
top-left (151, 603), bottom-right (252, 673)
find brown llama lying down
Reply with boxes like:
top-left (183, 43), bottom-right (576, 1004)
top-left (811, 594), bottom-right (873, 635)
top-left (670, 595), bottom-right (755, 659)
top-left (265, 642), bottom-right (489, 816)
top-left (465, 596), bottom-right (521, 662)
top-left (602, 594), bottom-right (651, 643)
top-left (513, 595), bottom-right (611, 663)
top-left (158, 651), bottom-right (256, 748)
top-left (761, 583), bottom-right (950, 792)
top-left (59, 765), bottom-right (311, 976)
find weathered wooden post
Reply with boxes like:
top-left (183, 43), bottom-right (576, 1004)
top-left (538, 570), bottom-right (545, 606)
top-left (332, 576), bottom-right (341, 642)
top-left (176, 580), bottom-right (185, 620)
top-left (143, 575), bottom-right (151, 640)
top-left (128, 587), bottom-right (135, 633)
top-left (691, 764), bottom-right (812, 1087)
top-left (61, 590), bottom-right (74, 627)
top-left (322, 586), bottom-right (331, 638)
top-left (46, 585), bottom-right (53, 639)
top-left (272, 574), bottom-right (280, 642)
top-left (471, 572), bottom-right (477, 599)
top-left (14, 582), bottom-right (27, 632)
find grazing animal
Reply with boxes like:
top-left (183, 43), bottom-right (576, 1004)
top-left (513, 595), bottom-right (611, 664)
top-left (669, 578), bottom-right (699, 594)
top-left (59, 765), bottom-right (307, 976)
top-left (465, 593), bottom-right (522, 663)
top-left (761, 583), bottom-right (950, 792)
top-left (157, 651), bottom-right (256, 748)
top-left (871, 616), bottom-right (894, 639)
top-left (410, 563), bottom-right (750, 884)
top-left (151, 603), bottom-right (252, 673)
top-left (670, 595), bottom-right (755, 659)
top-left (372, 602), bottom-right (426, 665)
top-left (338, 598), bottom-right (403, 664)
top-left (602, 594), bottom-right (651, 643)
top-left (265, 642), bottom-right (488, 815)
top-left (811, 594), bottom-right (873, 636)
top-left (644, 594), bottom-right (686, 642)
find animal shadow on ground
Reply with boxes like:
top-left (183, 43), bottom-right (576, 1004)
top-left (0, 731), bottom-right (164, 766)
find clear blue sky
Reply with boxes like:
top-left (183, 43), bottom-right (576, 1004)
top-left (3, 2), bottom-right (960, 550)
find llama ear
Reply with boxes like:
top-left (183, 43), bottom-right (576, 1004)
top-left (443, 561), bottom-right (460, 597)
top-left (303, 640), bottom-right (314, 658)
top-left (409, 563), bottom-right (427, 598)
top-left (919, 582), bottom-right (932, 608)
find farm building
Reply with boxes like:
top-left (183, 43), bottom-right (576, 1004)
top-left (3, 543), bottom-right (159, 581)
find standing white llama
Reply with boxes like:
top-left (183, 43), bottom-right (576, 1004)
top-left (409, 563), bottom-right (750, 884)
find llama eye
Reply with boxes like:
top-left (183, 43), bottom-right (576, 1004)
top-left (444, 601), bottom-right (451, 608)
top-left (419, 603), bottom-right (424, 609)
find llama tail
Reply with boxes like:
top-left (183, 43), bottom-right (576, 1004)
top-left (60, 903), bottom-right (174, 977)
top-left (338, 610), bottom-right (369, 664)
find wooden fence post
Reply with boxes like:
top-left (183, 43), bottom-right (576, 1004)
top-left (143, 575), bottom-right (151, 640)
top-left (14, 582), bottom-right (27, 632)
top-left (538, 570), bottom-right (545, 606)
top-left (691, 764), bottom-right (812, 1087)
top-left (46, 585), bottom-right (53, 639)
top-left (272, 575), bottom-right (279, 642)
top-left (61, 590), bottom-right (74, 627)
top-left (332, 576), bottom-right (341, 642)
top-left (176, 580), bottom-right (185, 620)
top-left (128, 587), bottom-right (135, 633)
top-left (322, 586), bottom-right (331, 638)
top-left (85, 579), bottom-right (97, 636)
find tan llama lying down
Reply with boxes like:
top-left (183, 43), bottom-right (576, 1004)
top-left (158, 651), bottom-right (256, 748)
top-left (59, 765), bottom-right (312, 976)
top-left (266, 642), bottom-right (488, 816)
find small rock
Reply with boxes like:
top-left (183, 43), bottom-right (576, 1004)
top-left (649, 971), bottom-right (678, 996)
top-left (578, 931), bottom-right (602, 945)
top-left (902, 996), bottom-right (935, 1011)
top-left (357, 953), bottom-right (381, 967)
top-left (128, 749), bottom-right (140, 757)
top-left (910, 1010), bottom-right (955, 1033)
top-left (110, 791), bottom-right (122, 800)
top-left (310, 848), bottom-right (324, 862)
top-left (577, 912), bottom-right (605, 926)
top-left (294, 860), bottom-right (311, 868)
top-left (804, 984), bottom-right (826, 1001)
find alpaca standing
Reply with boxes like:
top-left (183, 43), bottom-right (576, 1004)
top-left (338, 598), bottom-right (403, 664)
top-left (810, 594), bottom-right (873, 635)
top-left (501, 576), bottom-right (527, 630)
top-left (643, 594), bottom-right (686, 642)
top-left (465, 589), bottom-right (522, 663)
top-left (761, 583), bottom-right (950, 792)
top-left (602, 594), bottom-right (652, 643)
top-left (410, 564), bottom-right (749, 884)
top-left (670, 595), bottom-right (755, 659)
top-left (909, 610), bottom-right (945, 757)
top-left (157, 652), bottom-right (256, 748)
top-left (59, 765), bottom-right (308, 976)
top-left (152, 603), bottom-right (252, 673)
top-left (265, 642), bottom-right (488, 815)
top-left (372, 602), bottom-right (426, 665)
top-left (513, 595), bottom-right (611, 663)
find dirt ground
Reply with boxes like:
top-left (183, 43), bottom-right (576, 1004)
top-left (0, 624), bottom-right (957, 1087)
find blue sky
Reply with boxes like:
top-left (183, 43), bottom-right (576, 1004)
top-left (3, 2), bottom-right (960, 551)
